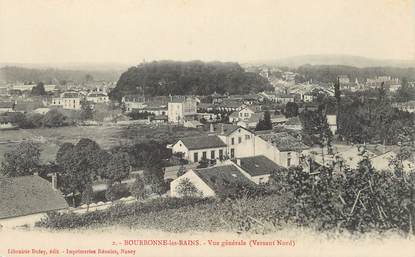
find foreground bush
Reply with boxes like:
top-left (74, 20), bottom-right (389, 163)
top-left (36, 197), bottom-right (214, 229)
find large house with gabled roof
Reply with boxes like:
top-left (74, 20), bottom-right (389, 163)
top-left (0, 175), bottom-right (68, 228)
top-left (254, 131), bottom-right (309, 168)
top-left (170, 162), bottom-right (255, 198)
top-left (232, 155), bottom-right (286, 184)
top-left (171, 135), bottom-right (227, 163)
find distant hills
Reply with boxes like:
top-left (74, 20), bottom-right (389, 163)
top-left (0, 66), bottom-right (123, 84)
top-left (249, 55), bottom-right (415, 68)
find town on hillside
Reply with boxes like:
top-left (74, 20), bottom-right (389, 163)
top-left (0, 61), bottom-right (414, 235)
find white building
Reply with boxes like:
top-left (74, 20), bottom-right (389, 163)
top-left (51, 91), bottom-right (83, 110)
top-left (167, 97), bottom-right (197, 123)
top-left (122, 95), bottom-right (147, 112)
top-left (232, 155), bottom-right (285, 184)
top-left (170, 163), bottom-right (254, 198)
top-left (87, 93), bottom-right (109, 103)
top-left (0, 101), bottom-right (15, 113)
top-left (171, 135), bottom-right (227, 163)
top-left (255, 132), bottom-right (309, 168)
top-left (326, 114), bottom-right (337, 135)
top-left (0, 175), bottom-right (68, 228)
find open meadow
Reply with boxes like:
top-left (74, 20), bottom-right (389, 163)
top-left (0, 124), bottom-right (204, 162)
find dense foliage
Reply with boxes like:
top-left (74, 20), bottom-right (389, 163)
top-left (4, 110), bottom-right (68, 129)
top-left (337, 96), bottom-right (414, 144)
top-left (109, 61), bottom-right (272, 101)
top-left (37, 155), bottom-right (415, 236)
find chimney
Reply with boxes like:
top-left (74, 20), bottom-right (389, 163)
top-left (236, 159), bottom-right (241, 166)
top-left (209, 123), bottom-right (214, 133)
top-left (47, 173), bottom-right (58, 190)
top-left (52, 173), bottom-right (58, 190)
top-left (221, 124), bottom-right (224, 134)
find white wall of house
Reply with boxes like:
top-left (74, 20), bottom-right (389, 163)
top-left (168, 99), bottom-right (197, 123)
top-left (172, 141), bottom-right (227, 163)
top-left (238, 108), bottom-right (255, 121)
top-left (0, 213), bottom-right (47, 228)
top-left (0, 107), bottom-right (14, 113)
top-left (254, 136), bottom-right (281, 165)
top-left (219, 128), bottom-right (255, 158)
top-left (170, 170), bottom-right (215, 198)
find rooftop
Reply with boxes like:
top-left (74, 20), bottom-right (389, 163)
top-left (236, 155), bottom-right (286, 176)
top-left (259, 132), bottom-right (309, 151)
top-left (194, 165), bottom-right (254, 193)
top-left (0, 175), bottom-right (68, 219)
top-left (0, 101), bottom-right (15, 109)
top-left (176, 135), bottom-right (226, 150)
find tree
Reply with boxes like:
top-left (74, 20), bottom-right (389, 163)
top-left (102, 152), bottom-right (130, 183)
top-left (85, 74), bottom-right (94, 82)
top-left (81, 184), bottom-right (94, 212)
top-left (255, 110), bottom-right (272, 131)
top-left (396, 78), bottom-right (415, 102)
top-left (1, 141), bottom-right (41, 177)
top-left (57, 139), bottom-right (108, 206)
top-left (177, 164), bottom-right (186, 177)
top-left (42, 109), bottom-right (66, 127)
top-left (285, 102), bottom-right (299, 118)
top-left (80, 99), bottom-right (94, 121)
top-left (31, 82), bottom-right (46, 96)
top-left (56, 142), bottom-right (75, 165)
top-left (129, 176), bottom-right (147, 200)
top-left (175, 178), bottom-right (202, 197)
top-left (105, 183), bottom-right (129, 202)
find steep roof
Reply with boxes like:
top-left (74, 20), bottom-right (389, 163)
top-left (193, 165), bottom-right (254, 193)
top-left (0, 175), bottom-right (68, 219)
top-left (236, 155), bottom-right (286, 176)
top-left (176, 135), bottom-right (226, 150)
top-left (259, 132), bottom-right (309, 151)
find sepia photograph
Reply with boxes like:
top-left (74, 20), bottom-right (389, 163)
top-left (0, 0), bottom-right (414, 256)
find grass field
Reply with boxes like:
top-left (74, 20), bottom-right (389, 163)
top-left (0, 124), bottom-right (204, 163)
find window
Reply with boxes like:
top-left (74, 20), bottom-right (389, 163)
top-left (244, 113), bottom-right (249, 117)
top-left (230, 148), bottom-right (235, 158)
top-left (259, 177), bottom-right (264, 184)
top-left (287, 158), bottom-right (291, 167)
top-left (202, 151), bottom-right (207, 160)
top-left (245, 135), bottom-right (251, 140)
top-left (219, 149), bottom-right (224, 160)
top-left (238, 137), bottom-right (242, 144)
top-left (194, 152), bottom-right (199, 162)
top-left (231, 138), bottom-right (235, 145)
top-left (211, 150), bottom-right (215, 159)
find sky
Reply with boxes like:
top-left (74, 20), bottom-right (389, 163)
top-left (0, 0), bottom-right (414, 65)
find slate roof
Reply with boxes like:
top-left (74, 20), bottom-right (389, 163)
top-left (212, 124), bottom-right (252, 136)
top-left (259, 132), bottom-right (309, 151)
top-left (0, 175), bottom-right (68, 219)
top-left (176, 135), bottom-right (226, 150)
top-left (236, 155), bottom-right (286, 176)
top-left (285, 116), bottom-right (302, 126)
top-left (193, 165), bottom-right (254, 192)
top-left (62, 92), bottom-right (81, 98)
top-left (0, 101), bottom-right (14, 109)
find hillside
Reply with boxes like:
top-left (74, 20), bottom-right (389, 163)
top-left (0, 66), bottom-right (121, 84)
top-left (250, 54), bottom-right (415, 68)
top-left (109, 60), bottom-right (272, 100)
top-left (295, 64), bottom-right (415, 83)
